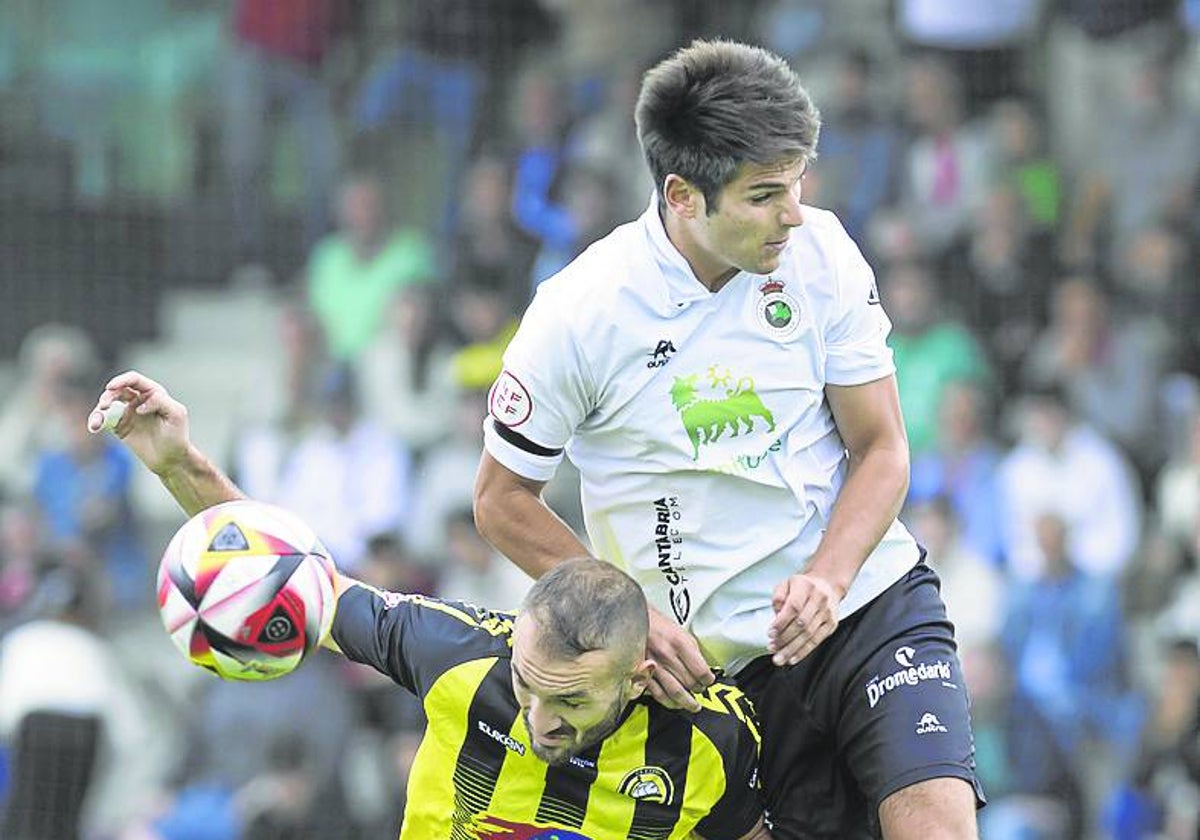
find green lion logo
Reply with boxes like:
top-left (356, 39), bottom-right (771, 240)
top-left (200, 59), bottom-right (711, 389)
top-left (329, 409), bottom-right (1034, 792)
top-left (669, 370), bottom-right (776, 459)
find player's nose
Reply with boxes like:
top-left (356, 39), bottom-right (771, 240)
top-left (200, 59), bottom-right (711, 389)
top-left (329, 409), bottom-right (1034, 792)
top-left (780, 191), bottom-right (804, 227)
top-left (526, 699), bottom-right (561, 736)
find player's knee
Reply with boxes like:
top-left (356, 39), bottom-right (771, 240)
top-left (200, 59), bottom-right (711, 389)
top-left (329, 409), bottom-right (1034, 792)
top-left (878, 777), bottom-right (978, 840)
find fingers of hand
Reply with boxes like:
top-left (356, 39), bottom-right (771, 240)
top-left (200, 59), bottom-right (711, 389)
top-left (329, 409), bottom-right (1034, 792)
top-left (648, 671), bottom-right (702, 712)
top-left (771, 616), bottom-right (837, 666)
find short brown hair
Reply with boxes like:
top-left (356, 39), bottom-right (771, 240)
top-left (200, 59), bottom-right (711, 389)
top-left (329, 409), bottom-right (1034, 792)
top-left (636, 39), bottom-right (821, 211)
top-left (521, 558), bottom-right (648, 666)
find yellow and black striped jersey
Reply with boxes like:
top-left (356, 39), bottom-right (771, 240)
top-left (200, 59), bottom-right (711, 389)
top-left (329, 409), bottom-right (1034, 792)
top-left (332, 584), bottom-right (764, 839)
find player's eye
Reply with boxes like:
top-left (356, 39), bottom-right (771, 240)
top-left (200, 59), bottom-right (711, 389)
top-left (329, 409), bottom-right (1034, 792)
top-left (750, 193), bottom-right (773, 205)
top-left (559, 698), bottom-right (585, 709)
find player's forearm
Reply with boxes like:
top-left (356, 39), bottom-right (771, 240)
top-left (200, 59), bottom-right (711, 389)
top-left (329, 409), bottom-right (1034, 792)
top-left (474, 482), bottom-right (589, 579)
top-left (156, 443), bottom-right (245, 518)
top-left (806, 443), bottom-right (909, 595)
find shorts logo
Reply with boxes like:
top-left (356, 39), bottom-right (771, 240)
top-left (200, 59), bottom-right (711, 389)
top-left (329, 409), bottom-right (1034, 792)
top-left (618, 766), bottom-right (674, 805)
top-left (865, 653), bottom-right (953, 709)
top-left (757, 279), bottom-right (801, 337)
top-left (489, 371), bottom-right (533, 427)
top-left (916, 712), bottom-right (948, 735)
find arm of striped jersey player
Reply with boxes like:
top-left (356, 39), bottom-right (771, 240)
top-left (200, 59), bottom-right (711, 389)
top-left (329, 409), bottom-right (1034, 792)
top-left (325, 581), bottom-right (516, 697)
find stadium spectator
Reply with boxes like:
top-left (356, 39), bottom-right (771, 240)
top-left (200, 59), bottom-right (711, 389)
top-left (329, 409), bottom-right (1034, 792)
top-left (0, 564), bottom-right (147, 840)
top-left (233, 363), bottom-right (412, 572)
top-left (436, 506), bottom-right (532, 611)
top-left (447, 284), bottom-right (519, 392)
top-left (448, 152), bottom-right (538, 302)
top-left (221, 0), bottom-right (352, 274)
top-left (1156, 408), bottom-right (1200, 558)
top-left (307, 171), bottom-right (434, 363)
top-left (1046, 0), bottom-right (1181, 180)
top-left (1061, 48), bottom-right (1200, 269)
top-left (1023, 277), bottom-right (1171, 476)
top-left (0, 324), bottom-right (99, 497)
top-left (0, 502), bottom-right (40, 629)
top-left (809, 48), bottom-right (901, 243)
top-left (997, 383), bottom-right (1142, 582)
top-left (32, 372), bottom-right (148, 612)
top-left (1114, 225), bottom-right (1199, 375)
top-left (895, 0), bottom-right (1039, 111)
top-left (899, 53), bottom-right (995, 258)
top-left (989, 98), bottom-right (1061, 231)
top-left (884, 259), bottom-right (992, 457)
top-left (351, 0), bottom-right (556, 244)
top-left (476, 40), bottom-right (983, 838)
top-left (1001, 512), bottom-right (1145, 829)
top-left (909, 380), bottom-right (1005, 566)
top-left (955, 183), bottom-right (1053, 393)
top-left (357, 285), bottom-right (460, 459)
top-left (906, 494), bottom-right (1003, 659)
top-left (565, 66), bottom-right (659, 224)
top-left (405, 392), bottom-right (488, 559)
top-left (86, 370), bottom-right (773, 839)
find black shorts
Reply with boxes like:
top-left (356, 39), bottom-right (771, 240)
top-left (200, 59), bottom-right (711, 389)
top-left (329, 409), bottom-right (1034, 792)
top-left (734, 559), bottom-right (985, 839)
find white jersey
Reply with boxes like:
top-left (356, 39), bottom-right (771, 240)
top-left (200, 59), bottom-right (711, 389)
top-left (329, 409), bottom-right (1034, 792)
top-left (485, 199), bottom-right (920, 674)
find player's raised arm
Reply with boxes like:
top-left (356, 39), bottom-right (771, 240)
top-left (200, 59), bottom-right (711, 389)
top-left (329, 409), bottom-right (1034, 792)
top-left (86, 370), bottom-right (243, 517)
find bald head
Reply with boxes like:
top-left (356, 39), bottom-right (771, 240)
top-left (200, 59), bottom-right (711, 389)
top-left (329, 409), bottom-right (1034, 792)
top-left (520, 558), bottom-right (649, 670)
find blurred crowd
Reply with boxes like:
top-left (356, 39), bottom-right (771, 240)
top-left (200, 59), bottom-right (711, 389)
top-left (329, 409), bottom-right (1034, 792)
top-left (2, 1), bottom-right (1200, 838)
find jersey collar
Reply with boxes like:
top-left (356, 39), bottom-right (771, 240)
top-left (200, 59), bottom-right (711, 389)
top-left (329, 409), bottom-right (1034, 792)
top-left (640, 194), bottom-right (723, 310)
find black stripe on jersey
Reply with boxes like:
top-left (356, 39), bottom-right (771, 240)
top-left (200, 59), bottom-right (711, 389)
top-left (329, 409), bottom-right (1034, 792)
top-left (628, 703), bottom-right (689, 840)
top-left (491, 418), bottom-right (564, 457)
top-left (449, 659), bottom-right (519, 840)
top-left (534, 742), bottom-right (602, 828)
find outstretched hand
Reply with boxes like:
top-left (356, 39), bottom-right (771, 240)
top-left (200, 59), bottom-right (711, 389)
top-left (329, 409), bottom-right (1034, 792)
top-left (645, 606), bottom-right (714, 712)
top-left (87, 371), bottom-right (191, 475)
top-left (767, 573), bottom-right (842, 666)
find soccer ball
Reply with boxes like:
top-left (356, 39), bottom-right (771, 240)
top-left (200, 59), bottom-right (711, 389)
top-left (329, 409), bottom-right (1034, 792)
top-left (156, 500), bottom-right (338, 681)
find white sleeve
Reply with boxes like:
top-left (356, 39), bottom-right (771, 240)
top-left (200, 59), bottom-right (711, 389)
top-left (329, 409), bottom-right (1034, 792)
top-left (823, 221), bottom-right (896, 386)
top-left (484, 284), bottom-right (593, 482)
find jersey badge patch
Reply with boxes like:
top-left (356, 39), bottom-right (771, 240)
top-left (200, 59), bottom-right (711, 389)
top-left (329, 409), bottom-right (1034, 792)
top-left (618, 766), bottom-right (675, 805)
top-left (489, 370), bottom-right (533, 427)
top-left (757, 278), bottom-right (801, 337)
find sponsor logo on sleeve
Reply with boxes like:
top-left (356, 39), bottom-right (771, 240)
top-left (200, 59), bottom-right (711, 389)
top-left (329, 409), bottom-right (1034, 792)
top-left (489, 371), bottom-right (533, 427)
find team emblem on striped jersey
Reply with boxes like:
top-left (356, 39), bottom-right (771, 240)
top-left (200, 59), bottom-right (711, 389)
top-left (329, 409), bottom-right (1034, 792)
top-left (618, 766), bottom-right (674, 804)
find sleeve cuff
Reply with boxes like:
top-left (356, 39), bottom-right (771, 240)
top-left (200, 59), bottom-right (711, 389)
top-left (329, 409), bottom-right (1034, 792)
top-left (483, 418), bottom-right (564, 483)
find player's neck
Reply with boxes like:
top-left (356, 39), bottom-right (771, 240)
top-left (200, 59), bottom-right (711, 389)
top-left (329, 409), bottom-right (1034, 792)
top-left (661, 210), bottom-right (737, 293)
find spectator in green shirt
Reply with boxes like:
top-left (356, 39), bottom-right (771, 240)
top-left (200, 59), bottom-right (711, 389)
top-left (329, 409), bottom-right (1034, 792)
top-left (308, 172), bottom-right (434, 362)
top-left (885, 259), bottom-right (992, 455)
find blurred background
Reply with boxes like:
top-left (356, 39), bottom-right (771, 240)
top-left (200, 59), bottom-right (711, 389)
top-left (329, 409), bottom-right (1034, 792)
top-left (0, 0), bottom-right (1198, 837)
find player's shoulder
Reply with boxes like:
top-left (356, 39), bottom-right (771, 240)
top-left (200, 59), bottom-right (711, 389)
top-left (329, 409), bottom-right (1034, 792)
top-left (357, 586), bottom-right (517, 655)
top-left (527, 220), bottom-right (651, 322)
top-left (680, 679), bottom-right (761, 749)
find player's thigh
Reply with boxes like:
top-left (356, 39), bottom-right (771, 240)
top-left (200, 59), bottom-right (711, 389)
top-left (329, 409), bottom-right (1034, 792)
top-left (879, 777), bottom-right (978, 840)
top-left (836, 564), bottom-right (985, 821)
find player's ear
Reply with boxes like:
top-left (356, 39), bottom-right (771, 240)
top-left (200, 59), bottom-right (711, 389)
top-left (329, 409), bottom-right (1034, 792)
top-left (662, 175), bottom-right (701, 220)
top-left (627, 659), bottom-right (656, 699)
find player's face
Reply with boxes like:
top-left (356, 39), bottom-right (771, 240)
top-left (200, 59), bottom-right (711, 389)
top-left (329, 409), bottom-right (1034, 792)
top-left (680, 158), bottom-right (807, 287)
top-left (511, 616), bottom-right (645, 766)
